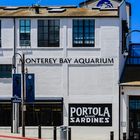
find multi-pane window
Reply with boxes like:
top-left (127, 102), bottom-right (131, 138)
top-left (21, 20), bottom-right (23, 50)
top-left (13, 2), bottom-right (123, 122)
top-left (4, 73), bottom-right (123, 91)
top-left (0, 64), bottom-right (12, 78)
top-left (73, 19), bottom-right (95, 47)
top-left (19, 19), bottom-right (31, 46)
top-left (19, 102), bottom-right (63, 126)
top-left (38, 20), bottom-right (60, 47)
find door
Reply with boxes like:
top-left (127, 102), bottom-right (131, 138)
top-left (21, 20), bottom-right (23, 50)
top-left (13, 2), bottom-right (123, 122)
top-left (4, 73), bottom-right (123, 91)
top-left (129, 96), bottom-right (140, 140)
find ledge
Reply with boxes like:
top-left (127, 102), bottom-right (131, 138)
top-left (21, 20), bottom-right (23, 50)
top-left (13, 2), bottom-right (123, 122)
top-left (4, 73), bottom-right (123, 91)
top-left (17, 47), bottom-right (63, 51)
top-left (67, 47), bottom-right (101, 51)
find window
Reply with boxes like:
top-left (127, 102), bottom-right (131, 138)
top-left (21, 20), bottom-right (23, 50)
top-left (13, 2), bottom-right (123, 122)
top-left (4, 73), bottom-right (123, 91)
top-left (0, 101), bottom-right (12, 126)
top-left (38, 20), bottom-right (60, 47)
top-left (19, 19), bottom-right (31, 46)
top-left (73, 19), bottom-right (95, 47)
top-left (0, 64), bottom-right (12, 78)
top-left (20, 102), bottom-right (63, 126)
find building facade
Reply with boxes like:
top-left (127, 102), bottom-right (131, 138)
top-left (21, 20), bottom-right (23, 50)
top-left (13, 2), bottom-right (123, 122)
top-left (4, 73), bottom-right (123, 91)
top-left (0, 0), bottom-right (133, 140)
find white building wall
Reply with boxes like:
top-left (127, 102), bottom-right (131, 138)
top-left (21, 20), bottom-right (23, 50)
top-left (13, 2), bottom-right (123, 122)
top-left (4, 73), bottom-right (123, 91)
top-left (0, 16), bottom-right (124, 140)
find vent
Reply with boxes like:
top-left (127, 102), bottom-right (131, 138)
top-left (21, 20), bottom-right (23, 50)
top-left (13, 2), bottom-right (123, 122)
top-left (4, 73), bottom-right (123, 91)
top-left (4, 7), bottom-right (19, 10)
top-left (33, 5), bottom-right (40, 14)
top-left (47, 7), bottom-right (66, 13)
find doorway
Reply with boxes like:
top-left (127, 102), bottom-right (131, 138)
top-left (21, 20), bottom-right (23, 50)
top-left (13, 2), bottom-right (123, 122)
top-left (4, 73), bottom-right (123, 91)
top-left (129, 96), bottom-right (140, 140)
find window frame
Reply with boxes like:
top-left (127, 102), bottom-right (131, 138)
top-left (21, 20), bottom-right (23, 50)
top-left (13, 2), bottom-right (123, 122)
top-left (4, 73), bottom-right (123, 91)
top-left (73, 19), bottom-right (95, 47)
top-left (38, 20), bottom-right (60, 47)
top-left (19, 19), bottom-right (31, 46)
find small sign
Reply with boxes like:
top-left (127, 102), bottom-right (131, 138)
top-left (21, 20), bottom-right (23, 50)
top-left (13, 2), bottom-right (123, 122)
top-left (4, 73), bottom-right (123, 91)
top-left (13, 74), bottom-right (21, 98)
top-left (96, 0), bottom-right (113, 8)
top-left (26, 74), bottom-right (35, 103)
top-left (69, 104), bottom-right (112, 126)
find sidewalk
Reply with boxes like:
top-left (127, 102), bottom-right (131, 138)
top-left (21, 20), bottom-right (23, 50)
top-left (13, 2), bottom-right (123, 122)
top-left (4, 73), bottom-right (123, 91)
top-left (0, 133), bottom-right (46, 140)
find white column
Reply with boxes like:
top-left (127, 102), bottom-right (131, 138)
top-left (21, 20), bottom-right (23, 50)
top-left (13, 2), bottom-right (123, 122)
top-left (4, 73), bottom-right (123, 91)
top-left (120, 92), bottom-right (129, 139)
top-left (12, 102), bottom-right (19, 133)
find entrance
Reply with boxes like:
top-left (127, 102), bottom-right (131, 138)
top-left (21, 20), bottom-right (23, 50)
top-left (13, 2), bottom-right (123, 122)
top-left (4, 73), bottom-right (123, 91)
top-left (129, 96), bottom-right (140, 140)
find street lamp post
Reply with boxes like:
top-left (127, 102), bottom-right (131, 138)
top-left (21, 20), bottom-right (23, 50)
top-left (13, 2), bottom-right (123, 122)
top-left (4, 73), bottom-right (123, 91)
top-left (125, 30), bottom-right (140, 52)
top-left (13, 53), bottom-right (26, 137)
top-left (21, 53), bottom-right (25, 137)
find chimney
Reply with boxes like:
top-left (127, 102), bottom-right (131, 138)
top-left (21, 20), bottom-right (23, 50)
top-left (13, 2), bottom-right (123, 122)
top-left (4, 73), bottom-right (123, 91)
top-left (34, 4), bottom-right (40, 14)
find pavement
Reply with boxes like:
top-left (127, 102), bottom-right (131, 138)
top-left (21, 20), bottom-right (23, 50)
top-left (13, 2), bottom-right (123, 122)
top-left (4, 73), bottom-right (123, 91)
top-left (0, 133), bottom-right (46, 140)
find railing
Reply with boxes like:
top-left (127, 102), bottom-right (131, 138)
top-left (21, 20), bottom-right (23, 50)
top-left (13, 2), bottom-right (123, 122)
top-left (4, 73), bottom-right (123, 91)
top-left (127, 56), bottom-right (140, 65)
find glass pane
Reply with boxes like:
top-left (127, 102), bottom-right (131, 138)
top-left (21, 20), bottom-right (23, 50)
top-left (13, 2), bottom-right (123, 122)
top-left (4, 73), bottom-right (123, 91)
top-left (90, 20), bottom-right (95, 26)
top-left (44, 20), bottom-right (48, 26)
top-left (26, 20), bottom-right (30, 26)
top-left (79, 20), bottom-right (83, 26)
top-left (38, 20), bottom-right (44, 26)
top-left (44, 27), bottom-right (48, 33)
top-left (20, 20), bottom-right (25, 26)
top-left (20, 27), bottom-right (25, 33)
top-left (49, 20), bottom-right (54, 26)
top-left (79, 27), bottom-right (83, 33)
top-left (85, 20), bottom-right (89, 26)
top-left (26, 27), bottom-right (30, 33)
top-left (0, 65), bottom-right (12, 78)
top-left (85, 27), bottom-right (89, 33)
top-left (55, 20), bottom-right (60, 26)
top-left (44, 34), bottom-right (48, 40)
top-left (73, 20), bottom-right (78, 26)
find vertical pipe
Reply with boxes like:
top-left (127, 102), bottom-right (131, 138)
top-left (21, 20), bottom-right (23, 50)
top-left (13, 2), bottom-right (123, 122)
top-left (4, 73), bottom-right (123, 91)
top-left (54, 127), bottom-right (57, 140)
top-left (68, 128), bottom-right (71, 140)
top-left (22, 54), bottom-right (25, 137)
top-left (110, 131), bottom-right (114, 140)
top-left (123, 133), bottom-right (126, 140)
top-left (13, 18), bottom-right (16, 73)
top-left (38, 125), bottom-right (41, 139)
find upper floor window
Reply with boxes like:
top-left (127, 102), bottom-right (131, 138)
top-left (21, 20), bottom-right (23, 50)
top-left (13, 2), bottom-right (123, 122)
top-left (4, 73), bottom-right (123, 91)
top-left (73, 19), bottom-right (95, 47)
top-left (0, 64), bottom-right (12, 78)
top-left (19, 19), bottom-right (31, 46)
top-left (38, 20), bottom-right (60, 47)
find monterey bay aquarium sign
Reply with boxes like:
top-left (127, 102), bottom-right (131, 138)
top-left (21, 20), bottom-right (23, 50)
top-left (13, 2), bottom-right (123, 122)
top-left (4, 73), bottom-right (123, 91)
top-left (22, 57), bottom-right (114, 65)
top-left (69, 104), bottom-right (112, 126)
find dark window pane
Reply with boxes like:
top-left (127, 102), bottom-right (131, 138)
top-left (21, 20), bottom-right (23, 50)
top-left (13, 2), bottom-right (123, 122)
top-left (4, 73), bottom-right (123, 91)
top-left (0, 65), bottom-right (12, 78)
top-left (0, 102), bottom-right (12, 126)
top-left (38, 20), bottom-right (60, 47)
top-left (73, 19), bottom-right (95, 47)
top-left (21, 103), bottom-right (63, 126)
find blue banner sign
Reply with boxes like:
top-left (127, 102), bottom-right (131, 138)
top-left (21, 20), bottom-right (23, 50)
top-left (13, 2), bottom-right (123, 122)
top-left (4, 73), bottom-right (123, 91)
top-left (13, 74), bottom-right (21, 98)
top-left (26, 74), bottom-right (35, 103)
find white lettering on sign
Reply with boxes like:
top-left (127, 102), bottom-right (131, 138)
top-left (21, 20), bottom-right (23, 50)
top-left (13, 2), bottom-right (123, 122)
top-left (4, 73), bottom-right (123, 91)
top-left (69, 104), bottom-right (112, 126)
top-left (70, 107), bottom-right (110, 117)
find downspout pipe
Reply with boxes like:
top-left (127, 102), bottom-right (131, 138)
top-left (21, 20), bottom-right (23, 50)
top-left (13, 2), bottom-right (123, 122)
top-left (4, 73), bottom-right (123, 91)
top-left (13, 17), bottom-right (16, 73)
